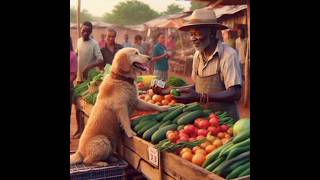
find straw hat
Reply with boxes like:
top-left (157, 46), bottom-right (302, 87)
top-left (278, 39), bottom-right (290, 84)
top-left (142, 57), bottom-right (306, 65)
top-left (178, 8), bottom-right (228, 31)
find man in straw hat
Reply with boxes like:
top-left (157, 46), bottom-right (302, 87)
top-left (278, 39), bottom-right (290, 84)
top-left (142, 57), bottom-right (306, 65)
top-left (170, 8), bottom-right (242, 121)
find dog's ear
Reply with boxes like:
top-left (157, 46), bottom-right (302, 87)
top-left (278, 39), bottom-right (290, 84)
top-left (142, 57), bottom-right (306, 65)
top-left (116, 53), bottom-right (130, 73)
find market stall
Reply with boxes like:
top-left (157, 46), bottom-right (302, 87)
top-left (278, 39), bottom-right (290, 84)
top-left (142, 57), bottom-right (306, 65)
top-left (72, 68), bottom-right (250, 180)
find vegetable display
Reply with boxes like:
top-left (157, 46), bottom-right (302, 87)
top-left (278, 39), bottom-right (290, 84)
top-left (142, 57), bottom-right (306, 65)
top-left (166, 76), bottom-right (187, 87)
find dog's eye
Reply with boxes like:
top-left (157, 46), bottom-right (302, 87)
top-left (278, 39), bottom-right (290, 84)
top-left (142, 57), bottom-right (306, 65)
top-left (135, 52), bottom-right (138, 55)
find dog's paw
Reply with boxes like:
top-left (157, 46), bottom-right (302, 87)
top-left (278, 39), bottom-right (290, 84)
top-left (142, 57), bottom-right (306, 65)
top-left (126, 130), bottom-right (137, 138)
top-left (158, 105), bottom-right (169, 112)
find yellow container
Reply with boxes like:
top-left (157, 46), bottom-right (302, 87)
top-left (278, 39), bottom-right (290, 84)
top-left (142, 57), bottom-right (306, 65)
top-left (137, 75), bottom-right (157, 88)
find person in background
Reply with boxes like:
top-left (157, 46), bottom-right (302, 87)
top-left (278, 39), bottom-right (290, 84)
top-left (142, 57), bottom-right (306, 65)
top-left (132, 34), bottom-right (145, 54)
top-left (98, 33), bottom-right (106, 48)
top-left (100, 29), bottom-right (123, 66)
top-left (73, 21), bottom-right (104, 138)
top-left (152, 33), bottom-right (170, 81)
top-left (123, 34), bottom-right (132, 47)
top-left (222, 30), bottom-right (236, 49)
top-left (70, 37), bottom-right (77, 120)
top-left (235, 27), bottom-right (247, 78)
top-left (141, 36), bottom-right (151, 56)
top-left (166, 34), bottom-right (176, 59)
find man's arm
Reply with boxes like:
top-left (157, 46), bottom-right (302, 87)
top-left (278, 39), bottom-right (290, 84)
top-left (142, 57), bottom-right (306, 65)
top-left (207, 85), bottom-right (241, 102)
top-left (152, 53), bottom-right (168, 61)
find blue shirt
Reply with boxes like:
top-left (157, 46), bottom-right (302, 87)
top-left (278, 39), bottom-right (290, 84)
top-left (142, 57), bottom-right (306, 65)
top-left (152, 43), bottom-right (169, 71)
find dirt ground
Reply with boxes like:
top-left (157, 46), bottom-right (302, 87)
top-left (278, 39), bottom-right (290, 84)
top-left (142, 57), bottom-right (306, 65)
top-left (70, 71), bottom-right (250, 151)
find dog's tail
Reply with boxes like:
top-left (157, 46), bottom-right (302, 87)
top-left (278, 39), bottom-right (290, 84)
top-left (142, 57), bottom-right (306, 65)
top-left (70, 151), bottom-right (83, 165)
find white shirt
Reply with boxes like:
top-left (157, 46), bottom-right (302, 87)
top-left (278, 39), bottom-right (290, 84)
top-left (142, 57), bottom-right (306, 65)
top-left (76, 38), bottom-right (103, 81)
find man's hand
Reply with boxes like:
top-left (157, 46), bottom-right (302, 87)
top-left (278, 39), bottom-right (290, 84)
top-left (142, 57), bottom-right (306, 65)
top-left (173, 88), bottom-right (200, 104)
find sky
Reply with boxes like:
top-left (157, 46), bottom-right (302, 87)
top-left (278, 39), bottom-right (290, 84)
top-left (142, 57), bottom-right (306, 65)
top-left (70, 0), bottom-right (192, 17)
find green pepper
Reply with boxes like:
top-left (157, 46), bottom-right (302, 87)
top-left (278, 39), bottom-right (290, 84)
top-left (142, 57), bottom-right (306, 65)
top-left (170, 89), bottom-right (180, 96)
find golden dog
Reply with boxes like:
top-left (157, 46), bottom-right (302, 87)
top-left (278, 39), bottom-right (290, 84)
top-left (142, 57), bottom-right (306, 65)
top-left (70, 48), bottom-right (168, 166)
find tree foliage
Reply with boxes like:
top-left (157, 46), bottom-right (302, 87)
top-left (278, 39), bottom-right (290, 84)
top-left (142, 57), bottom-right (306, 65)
top-left (70, 7), bottom-right (94, 23)
top-left (190, 1), bottom-right (207, 11)
top-left (102, 0), bottom-right (160, 25)
top-left (162, 4), bottom-right (184, 16)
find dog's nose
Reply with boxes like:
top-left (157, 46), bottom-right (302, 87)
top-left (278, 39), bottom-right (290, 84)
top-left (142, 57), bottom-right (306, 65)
top-left (147, 56), bottom-right (151, 61)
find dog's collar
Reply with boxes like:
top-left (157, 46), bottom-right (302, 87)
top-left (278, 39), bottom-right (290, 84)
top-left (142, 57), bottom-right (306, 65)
top-left (110, 72), bottom-right (135, 85)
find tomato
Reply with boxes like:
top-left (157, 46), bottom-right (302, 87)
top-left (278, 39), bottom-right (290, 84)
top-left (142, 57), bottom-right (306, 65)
top-left (205, 145), bottom-right (216, 154)
top-left (211, 126), bottom-right (221, 135)
top-left (152, 95), bottom-right (163, 102)
top-left (164, 94), bottom-right (173, 101)
top-left (209, 113), bottom-right (218, 119)
top-left (220, 124), bottom-right (229, 132)
top-left (215, 126), bottom-right (222, 133)
top-left (198, 120), bottom-right (210, 129)
top-left (179, 136), bottom-right (189, 142)
top-left (227, 128), bottom-right (233, 135)
top-left (195, 149), bottom-right (207, 156)
top-left (192, 153), bottom-right (206, 166)
top-left (207, 126), bottom-right (216, 134)
top-left (144, 95), bottom-right (152, 101)
top-left (169, 100), bottom-right (176, 104)
top-left (138, 95), bottom-right (145, 100)
top-left (183, 124), bottom-right (196, 135)
top-left (147, 100), bottom-right (155, 104)
top-left (196, 135), bottom-right (205, 140)
top-left (188, 137), bottom-right (197, 142)
top-left (217, 132), bottom-right (225, 139)
top-left (209, 117), bottom-right (220, 126)
top-left (155, 102), bottom-right (161, 106)
top-left (180, 147), bottom-right (192, 156)
top-left (166, 130), bottom-right (175, 137)
top-left (181, 151), bottom-right (193, 161)
top-left (200, 141), bottom-right (211, 149)
top-left (197, 129), bottom-right (209, 136)
top-left (194, 118), bottom-right (202, 128)
top-left (192, 146), bottom-right (201, 153)
top-left (190, 132), bottom-right (198, 138)
top-left (179, 132), bottom-right (190, 139)
top-left (167, 133), bottom-right (178, 142)
top-left (161, 99), bottom-right (169, 105)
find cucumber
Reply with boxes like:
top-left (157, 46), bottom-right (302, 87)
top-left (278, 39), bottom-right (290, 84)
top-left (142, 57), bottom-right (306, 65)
top-left (215, 151), bottom-right (250, 175)
top-left (232, 130), bottom-right (250, 144)
top-left (237, 167), bottom-right (250, 177)
top-left (155, 111), bottom-right (171, 121)
top-left (168, 105), bottom-right (183, 111)
top-left (226, 145), bottom-right (250, 160)
top-left (177, 110), bottom-right (204, 125)
top-left (220, 157), bottom-right (249, 177)
top-left (203, 141), bottom-right (233, 168)
top-left (159, 121), bottom-right (172, 128)
top-left (142, 123), bottom-right (161, 140)
top-left (218, 142), bottom-right (235, 158)
top-left (219, 139), bottom-right (250, 158)
top-left (162, 106), bottom-right (185, 122)
top-left (132, 114), bottom-right (158, 127)
top-left (177, 125), bottom-right (185, 130)
top-left (205, 156), bottom-right (226, 172)
top-left (151, 124), bottom-right (178, 144)
top-left (172, 111), bottom-right (189, 124)
top-left (137, 120), bottom-right (159, 136)
top-left (134, 119), bottom-right (157, 133)
top-left (183, 103), bottom-right (202, 112)
top-left (226, 162), bottom-right (250, 179)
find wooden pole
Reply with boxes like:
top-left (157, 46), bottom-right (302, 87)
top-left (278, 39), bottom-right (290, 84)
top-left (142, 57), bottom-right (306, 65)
top-left (243, 0), bottom-right (250, 107)
top-left (77, 0), bottom-right (81, 39)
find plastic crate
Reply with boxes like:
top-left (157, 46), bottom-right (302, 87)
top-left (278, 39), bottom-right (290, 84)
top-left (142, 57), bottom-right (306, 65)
top-left (70, 155), bottom-right (128, 180)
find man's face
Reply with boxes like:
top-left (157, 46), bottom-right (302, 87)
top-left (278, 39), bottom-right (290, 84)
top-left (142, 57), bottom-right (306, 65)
top-left (81, 25), bottom-right (92, 41)
top-left (189, 27), bottom-right (211, 52)
top-left (158, 34), bottom-right (165, 45)
top-left (107, 31), bottom-right (116, 45)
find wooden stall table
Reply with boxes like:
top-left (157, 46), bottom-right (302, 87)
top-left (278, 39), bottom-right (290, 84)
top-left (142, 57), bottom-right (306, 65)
top-left (76, 98), bottom-right (250, 180)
